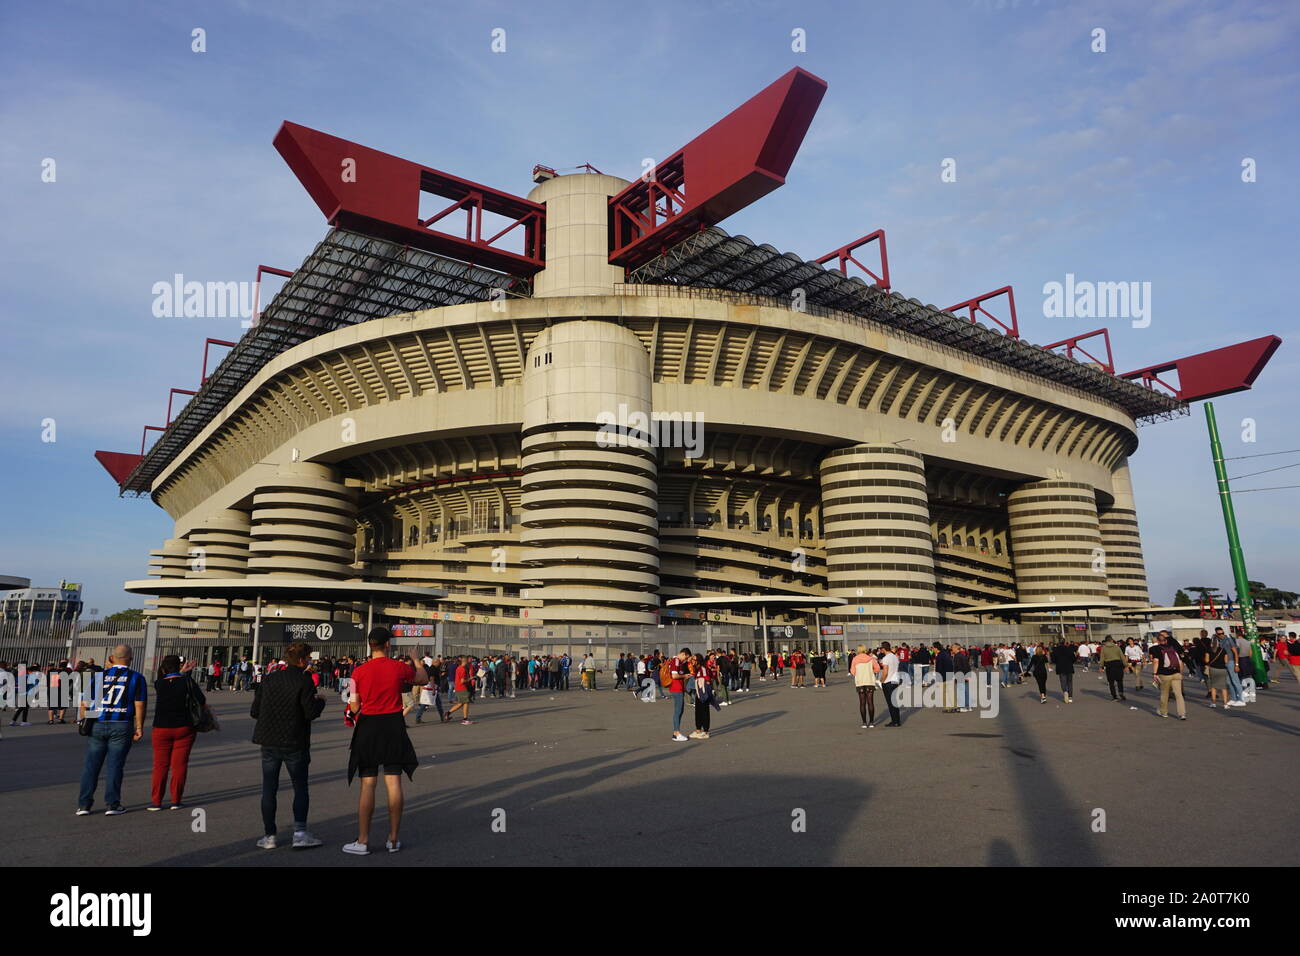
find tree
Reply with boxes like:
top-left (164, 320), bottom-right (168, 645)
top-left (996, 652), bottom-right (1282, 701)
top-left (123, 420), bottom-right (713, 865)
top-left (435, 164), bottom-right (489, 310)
top-left (1173, 589), bottom-right (1192, 607)
top-left (105, 609), bottom-right (145, 624)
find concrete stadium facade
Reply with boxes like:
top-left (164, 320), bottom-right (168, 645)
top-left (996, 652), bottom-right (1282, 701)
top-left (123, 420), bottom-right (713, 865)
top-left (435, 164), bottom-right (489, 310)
top-left (136, 171), bottom-right (1154, 632)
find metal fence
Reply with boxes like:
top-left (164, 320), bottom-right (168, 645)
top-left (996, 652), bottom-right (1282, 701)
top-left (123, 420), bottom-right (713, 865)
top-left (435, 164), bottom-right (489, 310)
top-left (0, 617), bottom-right (1149, 680)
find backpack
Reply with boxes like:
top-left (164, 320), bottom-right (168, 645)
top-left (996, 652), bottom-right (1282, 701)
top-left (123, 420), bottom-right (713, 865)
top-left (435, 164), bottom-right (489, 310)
top-left (659, 661), bottom-right (673, 686)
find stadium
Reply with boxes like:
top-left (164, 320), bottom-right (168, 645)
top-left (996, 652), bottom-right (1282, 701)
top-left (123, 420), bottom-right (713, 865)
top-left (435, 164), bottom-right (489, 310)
top-left (95, 68), bottom-right (1280, 655)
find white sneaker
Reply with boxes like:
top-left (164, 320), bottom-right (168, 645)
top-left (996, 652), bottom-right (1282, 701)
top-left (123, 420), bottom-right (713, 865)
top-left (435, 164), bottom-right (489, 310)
top-left (292, 831), bottom-right (322, 849)
top-left (688, 730), bottom-right (705, 739)
top-left (671, 733), bottom-right (689, 742)
top-left (75, 808), bottom-right (92, 816)
top-left (256, 835), bottom-right (277, 849)
top-left (385, 840), bottom-right (401, 853)
top-left (342, 841), bottom-right (370, 855)
top-left (861, 724), bottom-right (869, 729)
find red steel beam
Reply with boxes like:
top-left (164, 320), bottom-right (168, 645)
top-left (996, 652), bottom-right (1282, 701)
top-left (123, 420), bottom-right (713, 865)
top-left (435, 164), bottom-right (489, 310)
top-left (1041, 328), bottom-right (1114, 374)
top-left (609, 67), bottom-right (828, 269)
top-left (251, 265), bottom-right (293, 327)
top-left (814, 229), bottom-right (890, 290)
top-left (202, 338), bottom-right (237, 383)
top-left (94, 451), bottom-right (144, 486)
top-left (140, 425), bottom-right (166, 457)
top-left (166, 388), bottom-right (198, 425)
top-left (946, 286), bottom-right (1019, 339)
top-left (275, 121), bottom-right (545, 276)
top-left (1119, 335), bottom-right (1282, 402)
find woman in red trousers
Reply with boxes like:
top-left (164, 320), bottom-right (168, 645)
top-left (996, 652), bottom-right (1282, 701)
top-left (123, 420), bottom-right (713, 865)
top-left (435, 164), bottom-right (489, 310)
top-left (149, 655), bottom-right (206, 811)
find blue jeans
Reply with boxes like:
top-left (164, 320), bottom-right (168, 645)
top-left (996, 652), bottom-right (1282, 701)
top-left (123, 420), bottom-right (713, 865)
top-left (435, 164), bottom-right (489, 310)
top-left (999, 663), bottom-right (1011, 685)
top-left (1224, 663), bottom-right (1243, 702)
top-left (670, 691), bottom-right (685, 733)
top-left (261, 746), bottom-right (310, 836)
top-left (78, 721), bottom-right (135, 809)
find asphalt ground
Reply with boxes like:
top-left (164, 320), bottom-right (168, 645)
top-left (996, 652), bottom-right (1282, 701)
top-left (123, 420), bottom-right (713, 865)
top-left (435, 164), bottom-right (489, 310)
top-left (2, 666), bottom-right (1296, 867)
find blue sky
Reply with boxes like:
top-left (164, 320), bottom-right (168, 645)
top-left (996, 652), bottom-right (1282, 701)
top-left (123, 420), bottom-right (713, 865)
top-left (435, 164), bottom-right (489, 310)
top-left (1, 0), bottom-right (1297, 614)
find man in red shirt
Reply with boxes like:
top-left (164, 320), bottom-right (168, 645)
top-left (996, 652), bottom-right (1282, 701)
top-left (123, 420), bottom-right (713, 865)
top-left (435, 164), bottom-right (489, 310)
top-left (790, 648), bottom-right (807, 688)
top-left (343, 628), bottom-right (427, 856)
top-left (444, 655), bottom-right (474, 724)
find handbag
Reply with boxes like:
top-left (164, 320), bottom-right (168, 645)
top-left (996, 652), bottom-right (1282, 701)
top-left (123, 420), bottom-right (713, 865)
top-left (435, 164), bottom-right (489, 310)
top-left (184, 678), bottom-right (218, 733)
top-left (78, 716), bottom-right (97, 737)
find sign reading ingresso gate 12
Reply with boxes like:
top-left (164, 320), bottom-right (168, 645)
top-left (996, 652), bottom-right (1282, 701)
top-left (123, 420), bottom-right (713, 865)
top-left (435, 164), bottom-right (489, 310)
top-left (256, 621), bottom-right (362, 643)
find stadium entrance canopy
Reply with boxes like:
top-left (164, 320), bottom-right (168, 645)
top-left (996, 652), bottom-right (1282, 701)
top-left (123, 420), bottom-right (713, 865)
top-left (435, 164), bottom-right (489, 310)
top-left (124, 577), bottom-right (446, 659)
top-left (664, 594), bottom-right (847, 654)
top-left (961, 600), bottom-right (1118, 640)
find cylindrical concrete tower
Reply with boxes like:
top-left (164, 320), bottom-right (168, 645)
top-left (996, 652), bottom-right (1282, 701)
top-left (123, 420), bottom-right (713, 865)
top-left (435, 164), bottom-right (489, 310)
top-left (1007, 479), bottom-right (1109, 613)
top-left (819, 444), bottom-right (939, 624)
top-left (245, 462), bottom-right (359, 623)
top-left (520, 320), bottom-right (659, 625)
top-left (146, 536), bottom-right (190, 631)
top-left (528, 173), bottom-right (629, 298)
top-left (184, 509), bottom-right (251, 634)
top-left (1099, 458), bottom-right (1150, 609)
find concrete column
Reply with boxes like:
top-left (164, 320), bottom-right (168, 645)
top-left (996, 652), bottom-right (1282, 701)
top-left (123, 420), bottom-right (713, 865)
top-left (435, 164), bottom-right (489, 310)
top-left (248, 462), bottom-right (359, 621)
top-left (818, 443), bottom-right (939, 624)
top-left (1006, 479), bottom-right (1109, 613)
top-left (528, 173), bottom-right (629, 298)
top-left (184, 509), bottom-right (251, 635)
top-left (520, 320), bottom-right (659, 625)
top-left (146, 537), bottom-right (190, 631)
top-left (1099, 458), bottom-right (1150, 609)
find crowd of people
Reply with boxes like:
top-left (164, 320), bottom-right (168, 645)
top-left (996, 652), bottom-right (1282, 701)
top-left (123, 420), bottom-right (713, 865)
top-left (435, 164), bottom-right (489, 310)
top-left (6, 624), bottom-right (1292, 853)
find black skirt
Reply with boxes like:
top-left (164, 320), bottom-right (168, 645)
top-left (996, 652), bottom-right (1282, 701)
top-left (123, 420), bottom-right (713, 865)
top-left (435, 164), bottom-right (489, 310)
top-left (347, 712), bottom-right (418, 784)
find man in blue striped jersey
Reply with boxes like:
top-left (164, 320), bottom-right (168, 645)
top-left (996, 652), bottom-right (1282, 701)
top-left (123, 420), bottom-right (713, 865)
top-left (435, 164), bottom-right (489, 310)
top-left (76, 644), bottom-right (148, 816)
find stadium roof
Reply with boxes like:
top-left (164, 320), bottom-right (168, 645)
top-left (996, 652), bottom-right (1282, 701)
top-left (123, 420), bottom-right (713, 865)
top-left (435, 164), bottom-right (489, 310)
top-left (117, 228), bottom-right (528, 496)
top-left (627, 227), bottom-right (1189, 423)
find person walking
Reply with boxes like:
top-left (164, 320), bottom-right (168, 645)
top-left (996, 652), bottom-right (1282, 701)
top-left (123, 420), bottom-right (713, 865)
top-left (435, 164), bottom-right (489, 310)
top-left (1285, 632), bottom-right (1300, 684)
top-left (250, 640), bottom-right (326, 849)
top-left (1099, 636), bottom-right (1127, 701)
top-left (1207, 634), bottom-right (1232, 709)
top-left (1124, 638), bottom-right (1145, 691)
top-left (76, 644), bottom-right (147, 816)
top-left (414, 658), bottom-right (443, 725)
top-left (1150, 630), bottom-right (1188, 720)
top-left (1214, 627), bottom-right (1245, 707)
top-left (149, 655), bottom-right (211, 811)
top-left (1030, 646), bottom-right (1049, 703)
top-left (934, 644), bottom-right (955, 712)
top-left (445, 656), bottom-right (474, 724)
top-left (849, 644), bottom-right (880, 728)
top-left (1050, 641), bottom-right (1075, 703)
top-left (344, 628), bottom-right (426, 855)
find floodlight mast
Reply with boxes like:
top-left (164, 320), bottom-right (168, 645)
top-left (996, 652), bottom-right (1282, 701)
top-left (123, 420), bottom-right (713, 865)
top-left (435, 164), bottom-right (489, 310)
top-left (1204, 402), bottom-right (1266, 684)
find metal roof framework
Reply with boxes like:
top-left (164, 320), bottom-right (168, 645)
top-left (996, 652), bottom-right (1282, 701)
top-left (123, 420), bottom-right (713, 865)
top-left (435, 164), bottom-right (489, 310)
top-left (119, 228), bottom-right (530, 496)
top-left (627, 227), bottom-right (1188, 423)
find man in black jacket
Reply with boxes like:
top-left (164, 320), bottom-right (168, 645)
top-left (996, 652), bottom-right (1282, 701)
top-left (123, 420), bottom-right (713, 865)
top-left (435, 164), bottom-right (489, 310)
top-left (1050, 641), bottom-right (1077, 703)
top-left (250, 640), bottom-right (326, 850)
